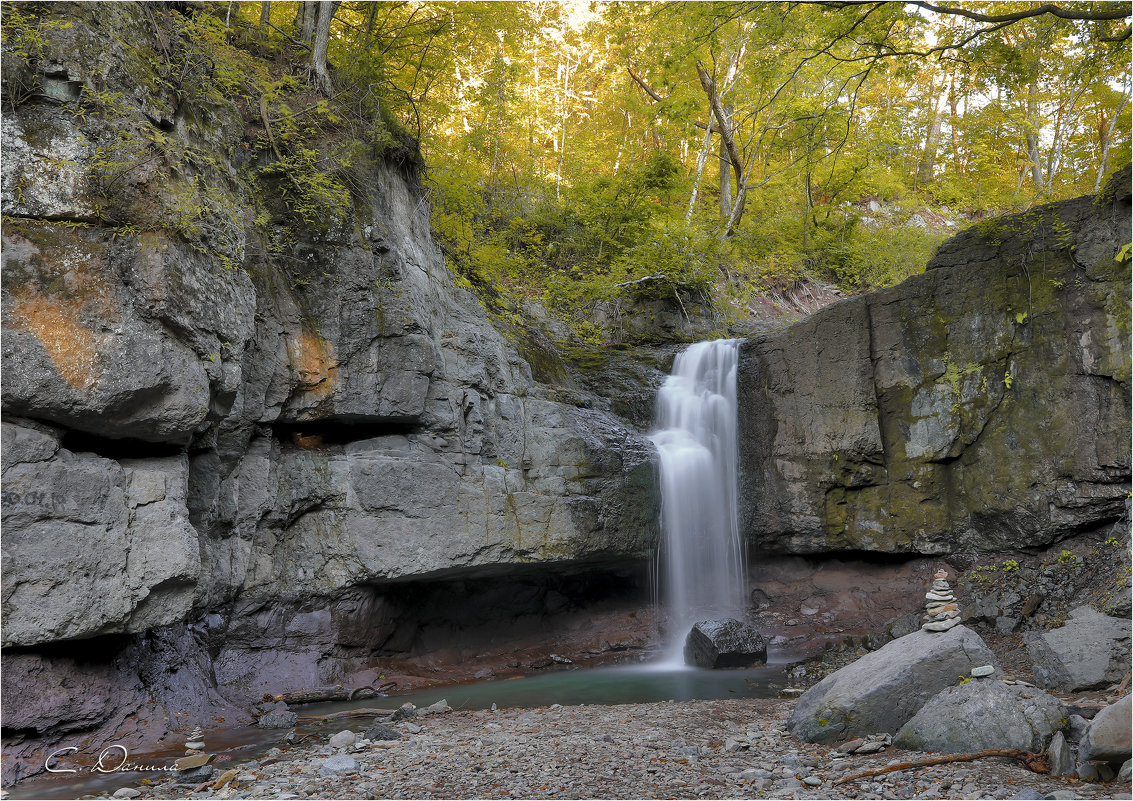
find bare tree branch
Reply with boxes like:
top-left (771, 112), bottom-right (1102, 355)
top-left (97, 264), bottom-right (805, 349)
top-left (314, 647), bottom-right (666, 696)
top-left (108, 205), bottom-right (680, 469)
top-left (909, 2), bottom-right (1129, 24)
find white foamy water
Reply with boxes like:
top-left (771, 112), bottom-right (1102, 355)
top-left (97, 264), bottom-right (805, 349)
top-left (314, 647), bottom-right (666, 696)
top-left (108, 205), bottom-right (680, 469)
top-left (650, 339), bottom-right (747, 665)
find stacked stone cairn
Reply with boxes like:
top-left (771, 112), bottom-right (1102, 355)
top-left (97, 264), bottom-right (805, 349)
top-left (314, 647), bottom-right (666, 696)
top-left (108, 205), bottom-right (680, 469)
top-left (184, 727), bottom-right (205, 755)
top-left (174, 726), bottom-right (215, 783)
top-left (922, 569), bottom-right (960, 631)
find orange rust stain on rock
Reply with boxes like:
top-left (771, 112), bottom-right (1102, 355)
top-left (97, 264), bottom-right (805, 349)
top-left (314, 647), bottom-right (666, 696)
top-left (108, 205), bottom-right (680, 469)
top-left (8, 289), bottom-right (105, 391)
top-left (286, 330), bottom-right (336, 398)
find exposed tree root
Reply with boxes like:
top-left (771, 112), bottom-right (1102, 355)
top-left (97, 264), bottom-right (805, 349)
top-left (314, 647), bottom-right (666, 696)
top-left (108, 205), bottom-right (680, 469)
top-left (834, 749), bottom-right (1049, 785)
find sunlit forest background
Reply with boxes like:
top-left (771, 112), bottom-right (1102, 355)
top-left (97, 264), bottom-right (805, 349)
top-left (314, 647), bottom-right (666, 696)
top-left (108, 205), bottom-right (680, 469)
top-left (19, 1), bottom-right (1127, 341)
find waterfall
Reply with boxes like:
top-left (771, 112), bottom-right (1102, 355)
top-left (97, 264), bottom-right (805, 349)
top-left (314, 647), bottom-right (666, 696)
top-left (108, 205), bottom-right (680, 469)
top-left (650, 339), bottom-right (747, 665)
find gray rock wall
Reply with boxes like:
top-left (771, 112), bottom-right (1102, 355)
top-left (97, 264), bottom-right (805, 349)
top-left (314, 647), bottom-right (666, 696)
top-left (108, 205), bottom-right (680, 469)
top-left (0, 4), bottom-right (659, 780)
top-left (739, 175), bottom-right (1131, 554)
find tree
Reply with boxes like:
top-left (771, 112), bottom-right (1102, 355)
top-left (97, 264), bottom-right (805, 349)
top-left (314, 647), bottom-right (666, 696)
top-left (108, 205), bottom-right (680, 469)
top-left (310, 1), bottom-right (340, 93)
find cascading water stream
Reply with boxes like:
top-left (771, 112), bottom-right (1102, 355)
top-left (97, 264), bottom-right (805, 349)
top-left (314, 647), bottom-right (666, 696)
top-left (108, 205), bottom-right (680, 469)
top-left (650, 339), bottom-right (747, 666)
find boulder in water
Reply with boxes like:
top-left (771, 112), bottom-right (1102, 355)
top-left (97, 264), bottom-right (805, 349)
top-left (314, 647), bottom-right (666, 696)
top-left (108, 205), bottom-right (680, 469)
top-left (683, 619), bottom-right (767, 668)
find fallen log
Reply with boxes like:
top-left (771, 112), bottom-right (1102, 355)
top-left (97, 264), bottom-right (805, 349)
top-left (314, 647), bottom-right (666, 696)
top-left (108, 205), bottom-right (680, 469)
top-left (261, 683), bottom-right (393, 705)
top-left (297, 707), bottom-right (396, 722)
top-left (834, 748), bottom-right (1049, 785)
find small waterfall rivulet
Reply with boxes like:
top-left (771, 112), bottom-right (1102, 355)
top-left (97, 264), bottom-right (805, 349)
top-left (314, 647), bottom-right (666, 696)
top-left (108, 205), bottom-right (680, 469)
top-left (650, 339), bottom-right (747, 665)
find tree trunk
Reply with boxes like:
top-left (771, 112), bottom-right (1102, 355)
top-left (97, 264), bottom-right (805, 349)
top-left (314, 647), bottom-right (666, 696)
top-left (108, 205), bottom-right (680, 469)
top-left (949, 73), bottom-right (963, 176)
top-left (685, 116), bottom-right (716, 224)
top-left (260, 1), bottom-right (270, 26)
top-left (916, 72), bottom-right (950, 187)
top-left (719, 101), bottom-right (733, 219)
top-left (296, 1), bottom-right (317, 44)
top-left (1095, 85), bottom-right (1130, 192)
top-left (1025, 80), bottom-right (1044, 189)
top-left (696, 62), bottom-right (746, 235)
top-left (310, 1), bottom-right (339, 94)
top-left (556, 52), bottom-right (575, 201)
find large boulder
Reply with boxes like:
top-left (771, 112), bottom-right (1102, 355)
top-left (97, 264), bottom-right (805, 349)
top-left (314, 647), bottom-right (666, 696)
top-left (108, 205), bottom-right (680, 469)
top-left (787, 624), bottom-right (998, 744)
top-left (683, 619), bottom-right (767, 668)
top-left (1024, 606), bottom-right (1131, 691)
top-left (1078, 695), bottom-right (1132, 765)
top-left (893, 679), bottom-right (1066, 753)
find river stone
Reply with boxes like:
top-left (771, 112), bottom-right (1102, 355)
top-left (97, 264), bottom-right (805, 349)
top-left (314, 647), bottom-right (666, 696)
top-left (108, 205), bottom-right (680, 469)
top-left (390, 703), bottom-right (417, 722)
top-left (894, 680), bottom-right (1066, 753)
top-left (1024, 606), bottom-right (1131, 691)
top-left (363, 721), bottom-right (402, 741)
top-left (1066, 714), bottom-right (1091, 742)
top-left (173, 753), bottom-right (214, 770)
top-left (328, 729), bottom-right (356, 749)
top-left (971, 665), bottom-right (995, 677)
top-left (175, 765), bottom-right (214, 786)
top-left (421, 699), bottom-right (452, 715)
top-left (683, 619), bottom-right (767, 668)
top-left (257, 710), bottom-right (299, 729)
top-left (1048, 731), bottom-right (1075, 776)
top-left (787, 624), bottom-right (999, 743)
top-left (319, 754), bottom-right (358, 777)
top-left (1078, 694), bottom-right (1132, 764)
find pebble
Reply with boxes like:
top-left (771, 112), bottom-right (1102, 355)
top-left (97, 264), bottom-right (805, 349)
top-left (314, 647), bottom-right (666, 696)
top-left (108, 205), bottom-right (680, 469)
top-left (112, 790), bottom-right (141, 799)
top-left (319, 754), bottom-right (358, 777)
top-left (327, 730), bottom-right (355, 749)
top-left (972, 665), bottom-right (996, 677)
top-left (59, 698), bottom-right (1128, 801)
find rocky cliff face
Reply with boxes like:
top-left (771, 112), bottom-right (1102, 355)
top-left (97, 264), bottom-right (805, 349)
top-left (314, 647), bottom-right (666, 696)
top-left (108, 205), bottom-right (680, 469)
top-left (739, 173), bottom-right (1131, 555)
top-left (1, 5), bottom-right (659, 782)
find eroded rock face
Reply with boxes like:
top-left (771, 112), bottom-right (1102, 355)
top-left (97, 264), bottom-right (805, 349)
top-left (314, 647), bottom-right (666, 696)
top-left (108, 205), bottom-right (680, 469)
top-left (1024, 606), bottom-right (1131, 691)
top-left (739, 175), bottom-right (1131, 555)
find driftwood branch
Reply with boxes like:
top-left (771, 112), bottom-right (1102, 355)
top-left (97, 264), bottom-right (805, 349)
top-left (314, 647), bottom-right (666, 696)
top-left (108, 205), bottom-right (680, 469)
top-left (834, 748), bottom-right (1049, 786)
top-left (298, 707), bottom-right (396, 722)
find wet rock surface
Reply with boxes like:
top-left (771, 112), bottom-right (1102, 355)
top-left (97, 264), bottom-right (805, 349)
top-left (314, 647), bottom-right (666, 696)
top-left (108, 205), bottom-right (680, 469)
top-left (683, 619), bottom-right (767, 668)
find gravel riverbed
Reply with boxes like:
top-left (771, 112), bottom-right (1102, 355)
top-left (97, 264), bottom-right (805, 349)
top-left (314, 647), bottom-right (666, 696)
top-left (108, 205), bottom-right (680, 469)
top-left (82, 697), bottom-right (1130, 801)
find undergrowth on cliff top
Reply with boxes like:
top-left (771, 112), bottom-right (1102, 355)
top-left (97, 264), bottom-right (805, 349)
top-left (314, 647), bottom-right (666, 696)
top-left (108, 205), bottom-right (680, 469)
top-left (2, 1), bottom-right (417, 270)
top-left (3, 0), bottom-right (1127, 348)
